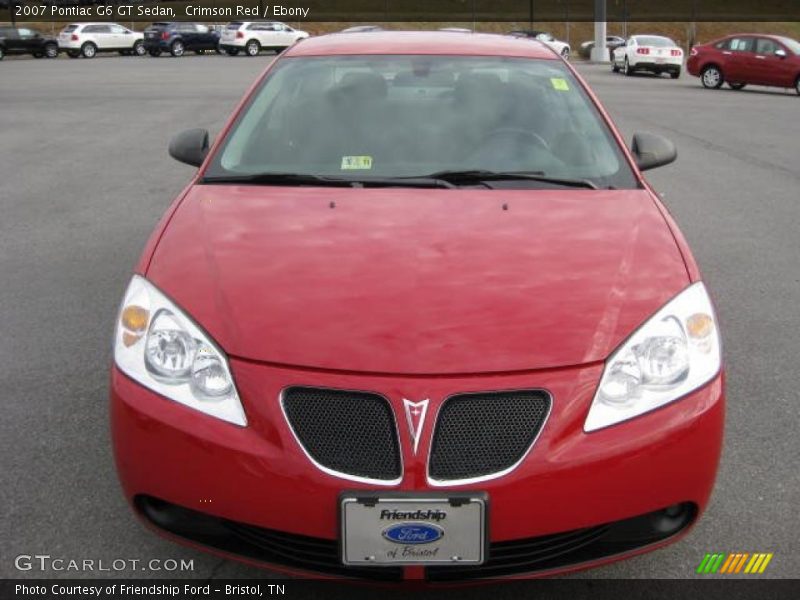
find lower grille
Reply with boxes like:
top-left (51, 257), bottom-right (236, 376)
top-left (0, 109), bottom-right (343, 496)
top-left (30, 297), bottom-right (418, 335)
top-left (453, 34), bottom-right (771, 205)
top-left (427, 503), bottom-right (697, 581)
top-left (429, 390), bottom-right (551, 482)
top-left (135, 496), bottom-right (402, 581)
top-left (224, 521), bottom-right (403, 580)
top-left (282, 386), bottom-right (402, 482)
top-left (136, 496), bottom-right (695, 581)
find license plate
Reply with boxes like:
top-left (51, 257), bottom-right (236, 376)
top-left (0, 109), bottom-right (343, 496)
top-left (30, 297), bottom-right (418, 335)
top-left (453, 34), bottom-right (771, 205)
top-left (656, 58), bottom-right (666, 63)
top-left (341, 492), bottom-right (487, 566)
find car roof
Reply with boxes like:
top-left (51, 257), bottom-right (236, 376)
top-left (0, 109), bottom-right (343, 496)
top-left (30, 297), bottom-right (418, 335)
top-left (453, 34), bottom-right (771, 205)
top-left (285, 31), bottom-right (557, 59)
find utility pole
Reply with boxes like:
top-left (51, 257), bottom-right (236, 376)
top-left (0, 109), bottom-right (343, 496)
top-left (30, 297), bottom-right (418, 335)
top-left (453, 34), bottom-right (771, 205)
top-left (590, 0), bottom-right (609, 62)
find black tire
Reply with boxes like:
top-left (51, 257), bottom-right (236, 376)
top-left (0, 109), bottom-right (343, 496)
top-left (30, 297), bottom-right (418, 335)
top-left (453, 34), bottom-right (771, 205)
top-left (701, 65), bottom-right (723, 89)
top-left (225, 48), bottom-right (239, 56)
top-left (148, 49), bottom-right (162, 57)
top-left (45, 44), bottom-right (59, 59)
top-left (0, 47), bottom-right (4, 61)
top-left (133, 40), bottom-right (146, 57)
top-left (81, 42), bottom-right (97, 59)
top-left (67, 50), bottom-right (80, 59)
top-left (170, 40), bottom-right (185, 57)
top-left (728, 82), bottom-right (746, 90)
top-left (245, 39), bottom-right (261, 56)
top-left (670, 69), bottom-right (681, 80)
top-left (795, 76), bottom-right (800, 96)
top-left (623, 57), bottom-right (634, 76)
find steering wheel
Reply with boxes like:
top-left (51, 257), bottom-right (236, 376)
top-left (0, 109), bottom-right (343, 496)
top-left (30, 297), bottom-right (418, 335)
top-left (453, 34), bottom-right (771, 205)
top-left (481, 127), bottom-right (549, 151)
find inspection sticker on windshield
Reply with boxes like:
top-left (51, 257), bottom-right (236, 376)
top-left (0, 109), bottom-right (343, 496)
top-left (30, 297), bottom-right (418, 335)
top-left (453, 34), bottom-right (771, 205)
top-left (550, 78), bottom-right (570, 91)
top-left (341, 156), bottom-right (373, 170)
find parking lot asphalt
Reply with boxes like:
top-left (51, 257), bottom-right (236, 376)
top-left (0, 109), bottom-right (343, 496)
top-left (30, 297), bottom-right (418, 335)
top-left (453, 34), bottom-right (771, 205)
top-left (0, 55), bottom-right (798, 583)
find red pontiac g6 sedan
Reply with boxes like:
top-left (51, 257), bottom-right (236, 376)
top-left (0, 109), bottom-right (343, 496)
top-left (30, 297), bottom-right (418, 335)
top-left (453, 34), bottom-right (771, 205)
top-left (687, 33), bottom-right (800, 93)
top-left (111, 32), bottom-right (724, 581)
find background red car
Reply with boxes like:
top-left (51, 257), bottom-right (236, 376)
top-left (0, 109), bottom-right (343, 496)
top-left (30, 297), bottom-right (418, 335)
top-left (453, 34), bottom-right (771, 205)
top-left (687, 33), bottom-right (800, 93)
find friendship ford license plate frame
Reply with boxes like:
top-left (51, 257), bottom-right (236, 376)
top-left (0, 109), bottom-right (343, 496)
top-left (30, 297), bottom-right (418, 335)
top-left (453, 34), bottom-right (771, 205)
top-left (340, 491), bottom-right (488, 566)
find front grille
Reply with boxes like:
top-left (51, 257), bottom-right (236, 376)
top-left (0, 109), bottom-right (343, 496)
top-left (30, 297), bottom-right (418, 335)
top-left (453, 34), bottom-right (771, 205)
top-left (282, 386), bottom-right (402, 482)
top-left (429, 390), bottom-right (551, 481)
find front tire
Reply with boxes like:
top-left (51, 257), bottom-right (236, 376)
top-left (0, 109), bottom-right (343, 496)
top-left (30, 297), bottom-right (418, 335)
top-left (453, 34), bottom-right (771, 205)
top-left (81, 42), bottom-right (97, 59)
top-left (794, 76), bottom-right (800, 96)
top-left (0, 47), bottom-right (4, 61)
top-left (701, 65), bottom-right (723, 89)
top-left (245, 39), bottom-right (261, 56)
top-left (170, 40), bottom-right (185, 57)
top-left (133, 41), bottom-right (146, 57)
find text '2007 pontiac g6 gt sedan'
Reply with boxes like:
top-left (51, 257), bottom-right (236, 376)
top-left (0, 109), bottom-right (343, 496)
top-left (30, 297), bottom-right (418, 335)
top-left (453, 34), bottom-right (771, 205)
top-left (111, 32), bottom-right (724, 581)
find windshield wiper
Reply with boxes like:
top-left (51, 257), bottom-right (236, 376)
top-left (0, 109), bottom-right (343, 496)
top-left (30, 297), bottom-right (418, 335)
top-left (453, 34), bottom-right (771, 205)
top-left (420, 170), bottom-right (600, 190)
top-left (202, 172), bottom-right (456, 189)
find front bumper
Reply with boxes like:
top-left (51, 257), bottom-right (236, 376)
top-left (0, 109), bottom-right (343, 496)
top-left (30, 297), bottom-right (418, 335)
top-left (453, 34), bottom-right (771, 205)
top-left (111, 361), bottom-right (724, 580)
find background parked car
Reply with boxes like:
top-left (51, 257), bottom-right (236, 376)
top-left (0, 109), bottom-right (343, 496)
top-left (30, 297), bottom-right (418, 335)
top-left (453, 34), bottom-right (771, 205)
top-left (687, 34), bottom-right (800, 94)
top-left (579, 35), bottom-right (626, 59)
top-left (0, 27), bottom-right (59, 60)
top-left (143, 22), bottom-right (221, 57)
top-left (58, 23), bottom-right (145, 58)
top-left (508, 30), bottom-right (571, 59)
top-left (612, 35), bottom-right (683, 78)
top-left (219, 21), bottom-right (309, 57)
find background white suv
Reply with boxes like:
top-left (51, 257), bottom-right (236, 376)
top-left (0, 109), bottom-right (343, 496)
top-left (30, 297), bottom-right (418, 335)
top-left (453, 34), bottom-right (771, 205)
top-left (219, 21), bottom-right (309, 57)
top-left (58, 23), bottom-right (145, 59)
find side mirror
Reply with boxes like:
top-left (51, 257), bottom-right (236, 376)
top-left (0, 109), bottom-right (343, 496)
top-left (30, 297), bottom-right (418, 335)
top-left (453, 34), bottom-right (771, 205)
top-left (169, 128), bottom-right (210, 167)
top-left (631, 132), bottom-right (677, 171)
top-left (775, 48), bottom-right (787, 58)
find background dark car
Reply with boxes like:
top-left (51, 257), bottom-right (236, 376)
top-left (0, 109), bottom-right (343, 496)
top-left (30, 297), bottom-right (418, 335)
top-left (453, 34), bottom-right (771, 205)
top-left (0, 27), bottom-right (59, 60)
top-left (687, 34), bottom-right (800, 93)
top-left (579, 35), bottom-right (626, 59)
top-left (143, 22), bottom-right (221, 57)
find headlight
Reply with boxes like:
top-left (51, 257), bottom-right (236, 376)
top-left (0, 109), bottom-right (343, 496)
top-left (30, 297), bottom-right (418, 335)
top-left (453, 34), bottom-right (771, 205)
top-left (114, 275), bottom-right (247, 426)
top-left (585, 282), bottom-right (721, 432)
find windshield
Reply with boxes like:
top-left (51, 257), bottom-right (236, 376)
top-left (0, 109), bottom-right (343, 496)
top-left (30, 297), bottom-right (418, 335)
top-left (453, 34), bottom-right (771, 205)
top-left (206, 55), bottom-right (637, 189)
top-left (776, 36), bottom-right (800, 54)
top-left (636, 36), bottom-right (676, 47)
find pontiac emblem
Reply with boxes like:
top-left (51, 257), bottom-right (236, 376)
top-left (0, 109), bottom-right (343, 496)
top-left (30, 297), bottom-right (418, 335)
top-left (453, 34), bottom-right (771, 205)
top-left (402, 399), bottom-right (429, 454)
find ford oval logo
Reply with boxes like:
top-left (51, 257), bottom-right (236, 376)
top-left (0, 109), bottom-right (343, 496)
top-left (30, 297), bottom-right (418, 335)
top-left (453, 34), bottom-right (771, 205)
top-left (382, 523), bottom-right (444, 545)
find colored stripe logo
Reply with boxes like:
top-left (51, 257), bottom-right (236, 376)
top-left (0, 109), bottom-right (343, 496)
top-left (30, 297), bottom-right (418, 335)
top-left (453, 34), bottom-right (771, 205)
top-left (696, 553), bottom-right (773, 574)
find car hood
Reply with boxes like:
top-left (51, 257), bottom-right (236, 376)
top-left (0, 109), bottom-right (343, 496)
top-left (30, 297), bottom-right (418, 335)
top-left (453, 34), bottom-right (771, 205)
top-left (146, 186), bottom-right (689, 375)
